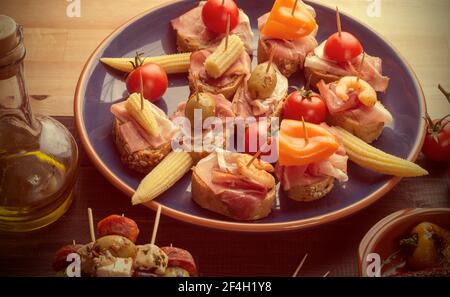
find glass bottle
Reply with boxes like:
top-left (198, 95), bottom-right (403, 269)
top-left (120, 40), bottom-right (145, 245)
top-left (0, 15), bottom-right (78, 232)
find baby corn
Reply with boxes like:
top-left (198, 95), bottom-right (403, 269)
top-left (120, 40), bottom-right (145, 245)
top-left (132, 151), bottom-right (194, 205)
top-left (205, 35), bottom-right (244, 79)
top-left (335, 127), bottom-right (428, 177)
top-left (125, 93), bottom-right (160, 137)
top-left (100, 53), bottom-right (191, 74)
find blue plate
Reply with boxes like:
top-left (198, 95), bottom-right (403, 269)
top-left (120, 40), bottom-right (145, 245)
top-left (74, 0), bottom-right (426, 232)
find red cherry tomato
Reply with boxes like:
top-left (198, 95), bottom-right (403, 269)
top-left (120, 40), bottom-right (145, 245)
top-left (126, 63), bottom-right (168, 102)
top-left (52, 244), bottom-right (83, 272)
top-left (282, 89), bottom-right (327, 124)
top-left (422, 119), bottom-right (450, 161)
top-left (324, 32), bottom-right (363, 63)
top-left (244, 121), bottom-right (273, 157)
top-left (202, 0), bottom-right (239, 34)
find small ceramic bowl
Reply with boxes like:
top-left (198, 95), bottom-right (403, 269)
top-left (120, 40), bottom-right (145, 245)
top-left (358, 208), bottom-right (450, 276)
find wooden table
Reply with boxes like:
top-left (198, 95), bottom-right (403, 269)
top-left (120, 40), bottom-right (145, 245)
top-left (0, 0), bottom-right (449, 276)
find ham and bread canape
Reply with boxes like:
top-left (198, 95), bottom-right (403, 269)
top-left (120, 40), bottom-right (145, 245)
top-left (276, 120), bottom-right (348, 202)
top-left (188, 35), bottom-right (251, 100)
top-left (257, 0), bottom-right (319, 77)
top-left (110, 93), bottom-right (178, 173)
top-left (171, 0), bottom-right (254, 55)
top-left (317, 76), bottom-right (393, 143)
top-left (192, 150), bottom-right (276, 221)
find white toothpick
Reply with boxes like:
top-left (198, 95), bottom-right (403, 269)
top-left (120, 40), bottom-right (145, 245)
top-left (323, 271), bottom-right (331, 277)
top-left (292, 253), bottom-right (308, 277)
top-left (150, 204), bottom-right (162, 245)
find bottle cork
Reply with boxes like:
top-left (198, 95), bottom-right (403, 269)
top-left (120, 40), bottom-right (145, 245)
top-left (0, 15), bottom-right (18, 56)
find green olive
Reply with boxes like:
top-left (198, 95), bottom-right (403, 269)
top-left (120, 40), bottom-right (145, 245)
top-left (248, 63), bottom-right (277, 99)
top-left (93, 235), bottom-right (137, 258)
top-left (185, 92), bottom-right (216, 127)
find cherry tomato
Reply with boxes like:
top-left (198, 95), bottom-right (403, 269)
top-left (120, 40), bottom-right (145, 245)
top-left (126, 63), bottom-right (168, 102)
top-left (324, 32), bottom-right (363, 63)
top-left (202, 0), bottom-right (239, 34)
top-left (243, 120), bottom-right (273, 157)
top-left (422, 119), bottom-right (450, 161)
top-left (97, 214), bottom-right (140, 243)
top-left (282, 89), bottom-right (327, 124)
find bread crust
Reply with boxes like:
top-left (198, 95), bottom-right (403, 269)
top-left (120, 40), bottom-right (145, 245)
top-left (304, 63), bottom-right (341, 90)
top-left (328, 113), bottom-right (384, 143)
top-left (285, 176), bottom-right (335, 202)
top-left (188, 72), bottom-right (244, 100)
top-left (257, 39), bottom-right (299, 78)
top-left (112, 119), bottom-right (172, 174)
top-left (191, 170), bottom-right (276, 221)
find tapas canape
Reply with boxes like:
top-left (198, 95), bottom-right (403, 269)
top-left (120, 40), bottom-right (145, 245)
top-left (304, 7), bottom-right (389, 92)
top-left (191, 150), bottom-right (276, 221)
top-left (276, 119), bottom-right (348, 202)
top-left (171, 0), bottom-right (254, 55)
top-left (317, 76), bottom-right (393, 143)
top-left (257, 0), bottom-right (318, 77)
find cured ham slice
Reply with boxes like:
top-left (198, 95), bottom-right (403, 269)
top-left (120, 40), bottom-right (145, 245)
top-left (110, 101), bottom-right (178, 153)
top-left (277, 123), bottom-right (349, 190)
top-left (317, 80), bottom-right (393, 125)
top-left (189, 49), bottom-right (251, 88)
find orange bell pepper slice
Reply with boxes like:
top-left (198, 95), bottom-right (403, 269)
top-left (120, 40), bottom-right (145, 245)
top-left (278, 120), bottom-right (339, 166)
top-left (261, 0), bottom-right (317, 40)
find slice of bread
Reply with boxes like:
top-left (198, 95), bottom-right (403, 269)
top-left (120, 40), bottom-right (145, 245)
top-left (188, 72), bottom-right (244, 101)
top-left (191, 170), bottom-right (276, 221)
top-left (304, 58), bottom-right (341, 90)
top-left (328, 113), bottom-right (384, 143)
top-left (285, 176), bottom-right (335, 202)
top-left (112, 119), bottom-right (172, 174)
top-left (257, 39), bottom-right (299, 78)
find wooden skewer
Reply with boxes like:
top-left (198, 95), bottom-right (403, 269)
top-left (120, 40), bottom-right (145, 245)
top-left (266, 47), bottom-right (276, 73)
top-left (301, 116), bottom-right (309, 145)
top-left (357, 52), bottom-right (366, 82)
top-left (222, 0), bottom-right (225, 5)
top-left (336, 6), bottom-right (342, 37)
top-left (150, 204), bottom-right (162, 245)
top-left (139, 69), bottom-right (144, 110)
top-left (323, 271), bottom-right (331, 277)
top-left (72, 240), bottom-right (76, 246)
top-left (192, 74), bottom-right (200, 102)
top-left (225, 14), bottom-right (231, 51)
top-left (246, 141), bottom-right (269, 167)
top-left (87, 208), bottom-right (96, 243)
top-left (292, 0), bottom-right (299, 15)
top-left (292, 253), bottom-right (308, 277)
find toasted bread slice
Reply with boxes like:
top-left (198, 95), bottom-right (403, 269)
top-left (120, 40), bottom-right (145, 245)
top-left (257, 39), bottom-right (299, 78)
top-left (328, 113), bottom-right (384, 144)
top-left (191, 170), bottom-right (276, 221)
top-left (285, 176), bottom-right (335, 202)
top-left (188, 72), bottom-right (244, 100)
top-left (112, 119), bottom-right (172, 174)
top-left (304, 60), bottom-right (341, 90)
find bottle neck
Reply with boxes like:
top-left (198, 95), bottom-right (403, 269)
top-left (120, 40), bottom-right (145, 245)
top-left (0, 25), bottom-right (40, 153)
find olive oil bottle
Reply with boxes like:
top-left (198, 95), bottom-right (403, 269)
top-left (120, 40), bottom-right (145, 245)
top-left (0, 15), bottom-right (78, 231)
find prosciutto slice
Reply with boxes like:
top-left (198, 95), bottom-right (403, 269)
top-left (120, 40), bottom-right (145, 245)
top-left (305, 42), bottom-right (390, 92)
top-left (258, 11), bottom-right (318, 70)
top-left (194, 151), bottom-right (273, 220)
top-left (232, 66), bottom-right (288, 117)
top-left (276, 124), bottom-right (349, 190)
top-left (110, 101), bottom-right (178, 153)
top-left (171, 1), bottom-right (254, 55)
top-left (189, 49), bottom-right (251, 88)
top-left (317, 80), bottom-right (393, 125)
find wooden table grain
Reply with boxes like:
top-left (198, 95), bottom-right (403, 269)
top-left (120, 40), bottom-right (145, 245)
top-left (0, 0), bottom-right (449, 276)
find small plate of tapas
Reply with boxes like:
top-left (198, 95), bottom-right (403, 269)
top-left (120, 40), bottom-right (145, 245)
top-left (75, 0), bottom-right (428, 232)
top-left (359, 208), bottom-right (450, 277)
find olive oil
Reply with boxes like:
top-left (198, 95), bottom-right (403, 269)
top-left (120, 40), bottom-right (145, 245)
top-left (0, 16), bottom-right (78, 231)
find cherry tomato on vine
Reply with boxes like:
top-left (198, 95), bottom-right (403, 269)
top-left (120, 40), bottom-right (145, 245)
top-left (126, 62), bottom-right (168, 102)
